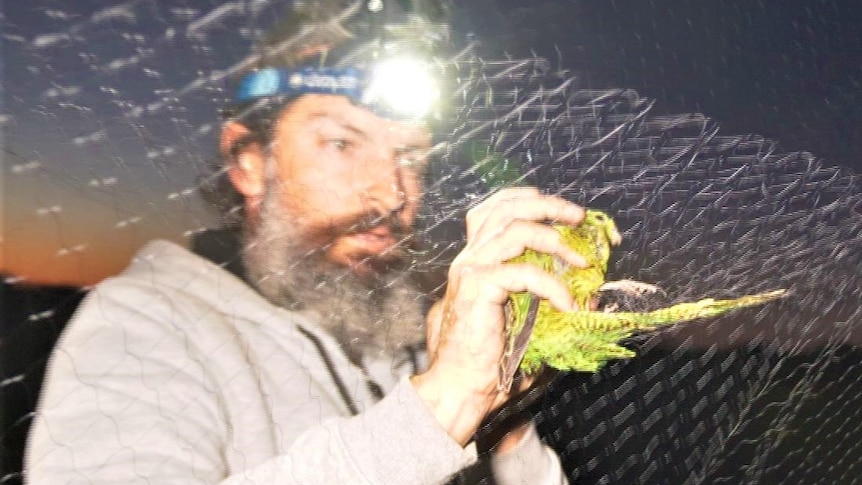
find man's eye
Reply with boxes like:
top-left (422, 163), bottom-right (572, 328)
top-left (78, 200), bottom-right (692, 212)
top-left (327, 139), bottom-right (350, 150)
top-left (397, 154), bottom-right (419, 168)
top-left (396, 149), bottom-right (428, 169)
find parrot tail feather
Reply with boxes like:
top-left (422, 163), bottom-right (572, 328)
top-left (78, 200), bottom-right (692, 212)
top-left (522, 289), bottom-right (785, 374)
top-left (633, 288), bottom-right (787, 329)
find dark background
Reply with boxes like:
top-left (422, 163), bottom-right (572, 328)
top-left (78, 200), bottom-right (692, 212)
top-left (463, 0), bottom-right (862, 172)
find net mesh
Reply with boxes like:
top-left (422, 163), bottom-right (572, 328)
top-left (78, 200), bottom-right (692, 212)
top-left (3, 2), bottom-right (862, 484)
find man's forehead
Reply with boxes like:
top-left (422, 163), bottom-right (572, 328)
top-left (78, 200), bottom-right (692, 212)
top-left (282, 94), bottom-right (432, 143)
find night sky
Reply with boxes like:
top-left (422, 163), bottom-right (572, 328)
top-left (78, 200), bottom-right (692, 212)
top-left (4, 0), bottom-right (861, 285)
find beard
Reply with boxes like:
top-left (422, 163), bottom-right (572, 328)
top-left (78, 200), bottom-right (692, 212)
top-left (241, 182), bottom-right (427, 362)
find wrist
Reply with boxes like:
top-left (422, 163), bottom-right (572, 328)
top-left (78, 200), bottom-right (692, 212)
top-left (410, 370), bottom-right (494, 446)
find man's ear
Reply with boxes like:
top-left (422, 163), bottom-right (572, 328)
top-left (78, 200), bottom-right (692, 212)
top-left (221, 121), bottom-right (265, 201)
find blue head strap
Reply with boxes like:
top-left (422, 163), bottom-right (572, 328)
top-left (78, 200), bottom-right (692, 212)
top-left (235, 67), bottom-right (366, 103)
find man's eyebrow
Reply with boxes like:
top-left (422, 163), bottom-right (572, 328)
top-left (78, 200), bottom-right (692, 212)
top-left (396, 143), bottom-right (431, 153)
top-left (307, 112), bottom-right (370, 140)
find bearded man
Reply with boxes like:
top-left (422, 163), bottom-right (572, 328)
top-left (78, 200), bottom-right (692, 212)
top-left (26, 3), bottom-right (587, 484)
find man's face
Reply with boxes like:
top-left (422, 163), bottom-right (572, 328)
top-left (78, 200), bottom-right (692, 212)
top-left (230, 93), bottom-right (432, 356)
top-left (266, 94), bottom-right (431, 277)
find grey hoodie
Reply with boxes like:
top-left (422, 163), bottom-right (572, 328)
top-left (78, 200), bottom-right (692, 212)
top-left (26, 240), bottom-right (567, 485)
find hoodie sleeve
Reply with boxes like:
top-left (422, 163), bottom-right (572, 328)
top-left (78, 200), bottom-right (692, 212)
top-left (26, 274), bottom-right (477, 485)
top-left (222, 377), bottom-right (477, 485)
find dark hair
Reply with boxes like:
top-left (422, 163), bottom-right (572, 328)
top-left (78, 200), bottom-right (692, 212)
top-left (200, 96), bottom-right (298, 228)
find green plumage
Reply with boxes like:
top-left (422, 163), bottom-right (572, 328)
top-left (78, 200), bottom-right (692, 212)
top-left (506, 209), bottom-right (786, 374)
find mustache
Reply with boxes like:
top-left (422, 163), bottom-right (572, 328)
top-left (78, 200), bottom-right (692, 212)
top-left (331, 210), bottom-right (415, 245)
top-left (290, 209), bottom-right (421, 266)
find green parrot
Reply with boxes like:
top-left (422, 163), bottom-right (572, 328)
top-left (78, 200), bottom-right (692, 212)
top-left (498, 209), bottom-right (786, 391)
top-left (458, 143), bottom-right (786, 389)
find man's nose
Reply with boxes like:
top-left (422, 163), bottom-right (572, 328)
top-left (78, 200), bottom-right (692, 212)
top-left (366, 147), bottom-right (411, 217)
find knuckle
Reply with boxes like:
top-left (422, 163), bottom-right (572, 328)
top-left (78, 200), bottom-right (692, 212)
top-left (448, 260), bottom-right (469, 276)
top-left (456, 264), bottom-right (476, 277)
top-left (500, 198), bottom-right (522, 213)
top-left (465, 209), bottom-right (481, 229)
top-left (450, 262), bottom-right (488, 281)
top-left (497, 186), bottom-right (536, 198)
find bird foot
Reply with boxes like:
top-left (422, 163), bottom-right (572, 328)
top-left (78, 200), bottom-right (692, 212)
top-left (599, 279), bottom-right (664, 296)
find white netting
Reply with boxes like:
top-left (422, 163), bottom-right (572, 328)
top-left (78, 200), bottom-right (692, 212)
top-left (3, 2), bottom-right (862, 484)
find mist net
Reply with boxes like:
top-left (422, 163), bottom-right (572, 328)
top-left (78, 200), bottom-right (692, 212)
top-left (3, 1), bottom-right (862, 484)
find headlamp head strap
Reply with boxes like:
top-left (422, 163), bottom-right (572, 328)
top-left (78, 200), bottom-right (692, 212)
top-left (235, 67), bottom-right (364, 102)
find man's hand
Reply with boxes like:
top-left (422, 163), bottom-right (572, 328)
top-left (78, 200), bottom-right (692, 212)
top-left (411, 187), bottom-right (587, 446)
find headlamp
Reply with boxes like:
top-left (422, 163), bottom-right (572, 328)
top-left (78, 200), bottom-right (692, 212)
top-left (234, 57), bottom-right (439, 120)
